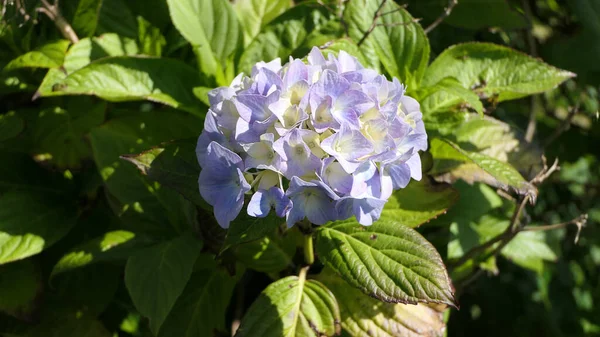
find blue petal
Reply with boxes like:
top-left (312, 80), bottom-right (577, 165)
top-left (247, 190), bottom-right (271, 218)
top-left (336, 197), bottom-right (386, 226)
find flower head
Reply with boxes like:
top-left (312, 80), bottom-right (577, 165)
top-left (197, 47), bottom-right (427, 228)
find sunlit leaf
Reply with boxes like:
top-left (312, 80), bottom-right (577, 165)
top-left (316, 218), bottom-right (456, 306)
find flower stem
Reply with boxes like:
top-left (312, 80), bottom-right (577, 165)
top-left (303, 233), bottom-right (315, 266)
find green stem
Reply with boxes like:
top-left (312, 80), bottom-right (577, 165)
top-left (303, 233), bottom-right (314, 265)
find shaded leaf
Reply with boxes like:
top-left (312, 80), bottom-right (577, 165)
top-left (235, 274), bottom-right (341, 337)
top-left (159, 255), bottom-right (237, 337)
top-left (235, 234), bottom-right (295, 273)
top-left (167, 0), bottom-right (241, 85)
top-left (0, 191), bottom-right (78, 264)
top-left (96, 0), bottom-right (138, 38)
top-left (70, 0), bottom-right (103, 37)
top-left (0, 112), bottom-right (24, 142)
top-left (0, 260), bottom-right (42, 320)
top-left (121, 139), bottom-right (204, 207)
top-left (380, 177), bottom-right (459, 228)
top-left (316, 219), bottom-right (456, 306)
top-left (429, 138), bottom-right (536, 198)
top-left (223, 212), bottom-right (284, 251)
top-left (418, 77), bottom-right (484, 115)
top-left (345, 0), bottom-right (429, 88)
top-left (234, 0), bottom-right (291, 45)
top-left (423, 43), bottom-right (575, 102)
top-left (238, 4), bottom-right (334, 74)
top-left (125, 234), bottom-right (202, 335)
top-left (319, 269), bottom-right (446, 337)
top-left (51, 230), bottom-right (152, 278)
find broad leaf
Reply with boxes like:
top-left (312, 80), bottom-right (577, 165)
top-left (380, 177), bottom-right (459, 227)
top-left (503, 230), bottom-right (557, 273)
top-left (0, 151), bottom-right (72, 194)
top-left (167, 0), bottom-right (241, 85)
top-left (234, 0), bottom-right (291, 45)
top-left (0, 191), bottom-right (78, 264)
top-left (345, 0), bottom-right (429, 88)
top-left (238, 4), bottom-right (334, 74)
top-left (0, 112), bottom-right (24, 142)
top-left (0, 260), bottom-right (41, 320)
top-left (223, 212), bottom-right (284, 250)
top-left (159, 255), bottom-right (237, 337)
top-left (70, 0), bottom-right (103, 37)
top-left (39, 56), bottom-right (205, 115)
top-left (24, 310), bottom-right (112, 337)
top-left (27, 98), bottom-right (106, 168)
top-left (121, 139), bottom-right (204, 207)
top-left (418, 77), bottom-right (484, 115)
top-left (406, 0), bottom-right (526, 30)
top-left (319, 269), bottom-right (446, 337)
top-left (51, 230), bottom-right (151, 278)
top-left (235, 235), bottom-right (295, 273)
top-left (316, 218), bottom-right (456, 306)
top-left (37, 33), bottom-right (140, 96)
top-left (235, 274), bottom-right (341, 337)
top-left (3, 40), bottom-right (70, 71)
top-left (429, 138), bottom-right (537, 198)
top-left (138, 16), bottom-right (167, 57)
top-left (51, 264), bottom-right (121, 316)
top-left (96, 0), bottom-right (138, 38)
top-left (423, 43), bottom-right (575, 102)
top-left (89, 110), bottom-right (200, 236)
top-left (125, 234), bottom-right (202, 335)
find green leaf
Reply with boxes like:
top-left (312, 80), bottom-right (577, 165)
top-left (137, 16), bottom-right (167, 57)
top-left (235, 273), bottom-right (341, 337)
top-left (125, 234), bottom-right (202, 335)
top-left (167, 0), bottom-right (241, 85)
top-left (51, 264), bottom-right (121, 316)
top-left (0, 151), bottom-right (72, 194)
top-left (24, 312), bottom-right (112, 337)
top-left (318, 39), bottom-right (370, 69)
top-left (0, 260), bottom-right (41, 320)
top-left (503, 231), bottom-right (557, 273)
top-left (159, 256), bottom-right (237, 337)
top-left (0, 112), bottom-right (24, 142)
top-left (238, 4), bottom-right (333, 75)
top-left (3, 40), bottom-right (70, 71)
top-left (223, 212), bottom-right (284, 251)
top-left (407, 0), bottom-right (526, 30)
top-left (39, 56), bottom-right (205, 116)
top-left (70, 0), bottom-right (103, 37)
top-left (418, 77), bottom-right (484, 115)
top-left (0, 191), bottom-right (78, 264)
top-left (37, 33), bottom-right (139, 96)
top-left (344, 0), bottom-right (429, 88)
top-left (96, 0), bottom-right (138, 38)
top-left (234, 0), bottom-right (291, 45)
top-left (315, 219), bottom-right (456, 306)
top-left (380, 177), bottom-right (459, 228)
top-left (235, 234), bottom-right (295, 273)
top-left (89, 110), bottom-right (200, 236)
top-left (318, 269), bottom-right (446, 337)
top-left (429, 138), bottom-right (537, 198)
top-left (121, 139), bottom-right (205, 207)
top-left (29, 98), bottom-right (106, 168)
top-left (51, 230), bottom-right (151, 278)
top-left (423, 43), bottom-right (575, 102)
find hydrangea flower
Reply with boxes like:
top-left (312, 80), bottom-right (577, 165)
top-left (197, 47), bottom-right (427, 228)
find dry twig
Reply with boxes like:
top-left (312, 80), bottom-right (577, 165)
top-left (424, 0), bottom-right (458, 34)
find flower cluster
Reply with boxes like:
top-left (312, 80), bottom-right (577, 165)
top-left (197, 47), bottom-right (427, 228)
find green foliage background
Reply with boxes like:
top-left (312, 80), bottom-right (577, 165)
top-left (0, 0), bottom-right (598, 336)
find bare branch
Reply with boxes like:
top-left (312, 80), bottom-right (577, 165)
top-left (530, 156), bottom-right (560, 185)
top-left (544, 105), bottom-right (579, 148)
top-left (523, 214), bottom-right (588, 244)
top-left (424, 0), bottom-right (458, 34)
top-left (37, 0), bottom-right (79, 43)
top-left (357, 0), bottom-right (388, 46)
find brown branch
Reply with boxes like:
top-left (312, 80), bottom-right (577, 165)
top-left (523, 214), bottom-right (588, 244)
top-left (37, 0), bottom-right (79, 43)
top-left (424, 0), bottom-right (458, 34)
top-left (356, 0), bottom-right (388, 46)
top-left (544, 105), bottom-right (579, 148)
